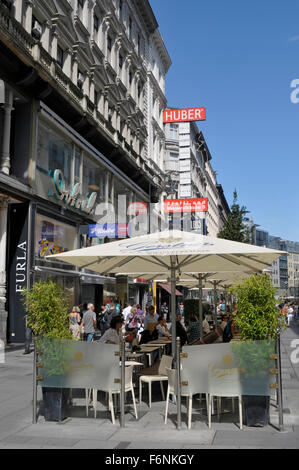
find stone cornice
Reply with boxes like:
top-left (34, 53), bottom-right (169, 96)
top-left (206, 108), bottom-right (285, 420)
top-left (133, 0), bottom-right (158, 35)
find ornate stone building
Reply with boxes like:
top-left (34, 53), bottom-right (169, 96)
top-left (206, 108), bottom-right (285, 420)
top-left (164, 117), bottom-right (229, 237)
top-left (0, 0), bottom-right (171, 343)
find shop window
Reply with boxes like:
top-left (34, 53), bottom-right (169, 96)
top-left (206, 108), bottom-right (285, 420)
top-left (82, 155), bottom-right (105, 204)
top-left (35, 214), bottom-right (77, 260)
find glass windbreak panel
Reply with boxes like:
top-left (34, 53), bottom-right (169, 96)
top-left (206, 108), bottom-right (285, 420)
top-left (35, 214), bottom-right (77, 261)
top-left (182, 340), bottom-right (276, 397)
top-left (230, 340), bottom-right (276, 396)
top-left (37, 338), bottom-right (120, 390)
top-left (36, 118), bottom-right (72, 199)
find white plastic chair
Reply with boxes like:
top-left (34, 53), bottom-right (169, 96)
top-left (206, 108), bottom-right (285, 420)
top-left (87, 365), bottom-right (138, 424)
top-left (165, 367), bottom-right (209, 429)
top-left (139, 355), bottom-right (173, 408)
top-left (208, 368), bottom-right (243, 430)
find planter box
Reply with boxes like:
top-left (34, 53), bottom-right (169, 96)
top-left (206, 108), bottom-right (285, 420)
top-left (42, 387), bottom-right (70, 422)
top-left (243, 395), bottom-right (270, 427)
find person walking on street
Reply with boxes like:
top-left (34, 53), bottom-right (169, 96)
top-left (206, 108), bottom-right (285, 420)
top-left (161, 302), bottom-right (168, 320)
top-left (107, 303), bottom-right (119, 327)
top-left (81, 303), bottom-right (97, 342)
top-left (23, 315), bottom-right (33, 355)
top-left (69, 306), bottom-right (81, 339)
top-left (122, 302), bottom-right (132, 322)
top-left (287, 305), bottom-right (294, 327)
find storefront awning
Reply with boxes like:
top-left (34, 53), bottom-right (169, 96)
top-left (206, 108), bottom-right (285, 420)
top-left (158, 283), bottom-right (183, 296)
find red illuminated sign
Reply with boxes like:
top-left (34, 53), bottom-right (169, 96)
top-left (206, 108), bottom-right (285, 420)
top-left (163, 107), bottom-right (206, 124)
top-left (128, 202), bottom-right (148, 216)
top-left (164, 198), bottom-right (208, 214)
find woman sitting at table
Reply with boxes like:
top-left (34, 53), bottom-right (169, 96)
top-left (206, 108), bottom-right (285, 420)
top-left (98, 316), bottom-right (136, 345)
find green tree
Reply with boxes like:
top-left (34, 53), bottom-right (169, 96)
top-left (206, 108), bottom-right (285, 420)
top-left (22, 280), bottom-right (73, 340)
top-left (232, 274), bottom-right (283, 341)
top-left (218, 190), bottom-right (250, 243)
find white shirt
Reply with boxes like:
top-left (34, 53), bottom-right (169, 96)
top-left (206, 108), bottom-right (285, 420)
top-left (203, 319), bottom-right (211, 335)
top-left (99, 328), bottom-right (120, 344)
top-left (122, 306), bottom-right (132, 321)
top-left (156, 324), bottom-right (169, 338)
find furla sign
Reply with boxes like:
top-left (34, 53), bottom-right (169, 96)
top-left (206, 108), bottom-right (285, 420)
top-left (163, 107), bottom-right (206, 124)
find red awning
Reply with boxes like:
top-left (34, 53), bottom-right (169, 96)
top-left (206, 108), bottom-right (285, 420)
top-left (158, 283), bottom-right (183, 296)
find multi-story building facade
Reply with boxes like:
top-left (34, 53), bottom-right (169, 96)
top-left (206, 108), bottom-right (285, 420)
top-left (250, 226), bottom-right (299, 298)
top-left (0, 0), bottom-right (171, 343)
top-left (164, 118), bottom-right (229, 236)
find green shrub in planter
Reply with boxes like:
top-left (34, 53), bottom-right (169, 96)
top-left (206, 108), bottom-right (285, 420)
top-left (22, 280), bottom-right (73, 422)
top-left (231, 274), bottom-right (283, 341)
top-left (231, 274), bottom-right (284, 426)
top-left (22, 280), bottom-right (73, 340)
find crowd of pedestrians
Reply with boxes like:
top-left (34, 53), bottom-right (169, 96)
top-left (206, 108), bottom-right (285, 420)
top-left (67, 297), bottom-right (240, 349)
top-left (68, 299), bottom-right (189, 347)
top-left (280, 302), bottom-right (299, 327)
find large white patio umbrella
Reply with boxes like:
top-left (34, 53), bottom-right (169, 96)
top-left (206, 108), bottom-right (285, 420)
top-left (49, 230), bottom-right (285, 358)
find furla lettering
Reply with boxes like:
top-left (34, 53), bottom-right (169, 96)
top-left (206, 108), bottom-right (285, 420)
top-left (16, 241), bottom-right (27, 293)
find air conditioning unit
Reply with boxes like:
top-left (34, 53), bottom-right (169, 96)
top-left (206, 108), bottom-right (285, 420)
top-left (32, 20), bottom-right (42, 40)
top-left (77, 72), bottom-right (84, 88)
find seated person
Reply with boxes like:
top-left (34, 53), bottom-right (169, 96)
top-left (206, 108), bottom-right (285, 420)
top-left (187, 315), bottom-right (201, 343)
top-left (98, 316), bottom-right (135, 345)
top-left (156, 315), bottom-right (171, 339)
top-left (170, 313), bottom-right (188, 346)
top-left (143, 306), bottom-right (159, 330)
top-left (202, 314), bottom-right (211, 335)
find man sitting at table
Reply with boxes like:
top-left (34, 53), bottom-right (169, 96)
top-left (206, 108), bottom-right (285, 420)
top-left (143, 306), bottom-right (159, 330)
top-left (139, 306), bottom-right (159, 345)
top-left (156, 316), bottom-right (171, 339)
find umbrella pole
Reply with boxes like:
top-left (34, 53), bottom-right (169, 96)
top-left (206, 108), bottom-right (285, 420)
top-left (170, 259), bottom-right (177, 363)
top-left (198, 275), bottom-right (203, 340)
top-left (213, 281), bottom-right (218, 328)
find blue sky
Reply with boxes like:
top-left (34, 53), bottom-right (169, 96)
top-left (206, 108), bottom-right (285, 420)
top-left (150, 0), bottom-right (299, 242)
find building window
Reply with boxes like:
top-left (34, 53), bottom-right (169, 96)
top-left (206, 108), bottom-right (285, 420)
top-left (129, 17), bottom-right (133, 39)
top-left (138, 83), bottom-right (142, 99)
top-left (57, 45), bottom-right (64, 69)
top-left (137, 33), bottom-right (141, 55)
top-left (78, 0), bottom-right (84, 14)
top-left (129, 70), bottom-right (133, 85)
top-left (94, 89), bottom-right (98, 109)
top-left (119, 0), bottom-right (123, 21)
top-left (94, 14), bottom-right (99, 32)
top-left (169, 123), bottom-right (179, 140)
top-left (119, 53), bottom-right (123, 70)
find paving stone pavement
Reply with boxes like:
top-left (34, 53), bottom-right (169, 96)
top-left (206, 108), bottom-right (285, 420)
top-left (1, 324), bottom-right (299, 449)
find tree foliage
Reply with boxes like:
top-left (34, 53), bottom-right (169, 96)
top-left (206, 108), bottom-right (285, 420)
top-left (218, 190), bottom-right (250, 243)
top-left (22, 280), bottom-right (73, 340)
top-left (232, 274), bottom-right (284, 341)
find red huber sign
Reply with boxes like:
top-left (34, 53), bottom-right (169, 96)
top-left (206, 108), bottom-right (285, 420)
top-left (163, 107), bottom-right (206, 124)
top-left (164, 198), bottom-right (208, 214)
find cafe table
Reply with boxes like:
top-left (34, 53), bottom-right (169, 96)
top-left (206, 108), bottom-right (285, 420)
top-left (139, 345), bottom-right (161, 366)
